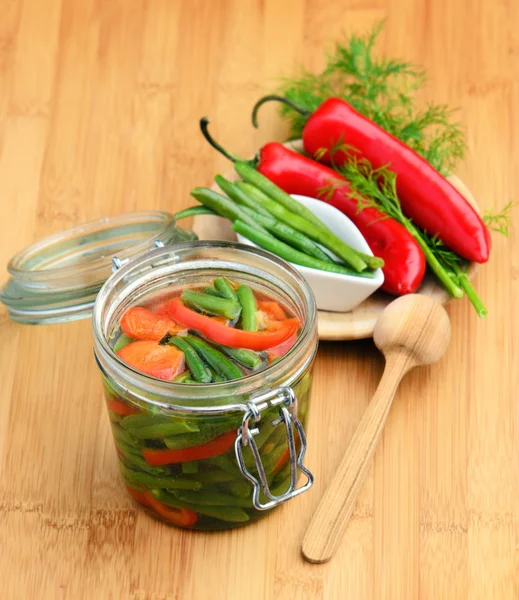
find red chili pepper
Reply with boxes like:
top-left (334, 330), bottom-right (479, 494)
top-left (165, 297), bottom-right (299, 351)
top-left (258, 143), bottom-right (425, 295)
top-left (141, 429), bottom-right (237, 466)
top-left (253, 96), bottom-right (491, 263)
top-left (200, 119), bottom-right (425, 295)
top-left (144, 492), bottom-right (198, 527)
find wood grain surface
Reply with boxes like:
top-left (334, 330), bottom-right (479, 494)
top-left (0, 1), bottom-right (517, 599)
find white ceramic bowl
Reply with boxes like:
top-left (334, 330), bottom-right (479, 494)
top-left (236, 195), bottom-right (384, 312)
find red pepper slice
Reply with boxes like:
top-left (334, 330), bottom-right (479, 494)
top-left (120, 307), bottom-right (177, 341)
top-left (126, 486), bottom-right (152, 507)
top-left (267, 331), bottom-right (298, 362)
top-left (107, 399), bottom-right (139, 416)
top-left (272, 432), bottom-right (300, 474)
top-left (166, 298), bottom-right (299, 350)
top-left (117, 341), bottom-right (185, 380)
top-left (144, 492), bottom-right (198, 527)
top-left (142, 429), bottom-right (237, 466)
top-left (257, 300), bottom-right (287, 321)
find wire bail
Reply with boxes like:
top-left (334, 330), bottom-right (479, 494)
top-left (235, 386), bottom-right (314, 511)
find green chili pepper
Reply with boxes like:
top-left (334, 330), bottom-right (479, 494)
top-left (237, 284), bottom-right (257, 331)
top-left (181, 289), bottom-right (242, 321)
top-left (213, 277), bottom-right (238, 301)
top-left (168, 336), bottom-right (212, 383)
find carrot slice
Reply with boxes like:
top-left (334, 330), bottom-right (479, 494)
top-left (144, 493), bottom-right (198, 527)
top-left (117, 341), bottom-right (184, 380)
top-left (257, 300), bottom-right (287, 321)
top-left (120, 307), bottom-right (177, 341)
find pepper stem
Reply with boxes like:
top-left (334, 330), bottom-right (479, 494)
top-left (251, 95), bottom-right (312, 128)
top-left (200, 118), bottom-right (246, 163)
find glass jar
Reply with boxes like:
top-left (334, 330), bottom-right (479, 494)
top-left (1, 211), bottom-right (195, 324)
top-left (93, 241), bottom-right (318, 530)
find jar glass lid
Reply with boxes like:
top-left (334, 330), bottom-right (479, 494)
top-left (0, 211), bottom-right (196, 324)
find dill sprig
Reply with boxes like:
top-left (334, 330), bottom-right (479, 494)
top-left (324, 144), bottom-right (488, 317)
top-left (277, 22), bottom-right (466, 175)
top-left (483, 201), bottom-right (515, 236)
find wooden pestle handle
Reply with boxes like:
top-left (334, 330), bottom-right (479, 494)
top-left (302, 351), bottom-right (415, 564)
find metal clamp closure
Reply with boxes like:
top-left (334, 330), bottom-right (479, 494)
top-left (234, 386), bottom-right (314, 511)
top-left (112, 240), bottom-right (165, 273)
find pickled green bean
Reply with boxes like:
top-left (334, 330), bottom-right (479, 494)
top-left (120, 414), bottom-right (171, 429)
top-left (173, 489), bottom-right (252, 508)
top-left (213, 277), bottom-right (238, 301)
top-left (184, 335), bottom-right (244, 381)
top-left (204, 286), bottom-right (221, 297)
top-left (181, 289), bottom-right (241, 320)
top-left (182, 461), bottom-right (199, 474)
top-left (120, 463), bottom-right (202, 491)
top-left (168, 336), bottom-right (212, 383)
top-left (237, 284), bottom-right (257, 331)
top-left (127, 421), bottom-right (199, 440)
top-left (152, 490), bottom-right (249, 523)
top-left (188, 329), bottom-right (267, 371)
top-left (173, 371), bottom-right (192, 383)
top-left (113, 333), bottom-right (133, 353)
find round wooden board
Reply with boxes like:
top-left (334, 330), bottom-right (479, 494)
top-left (192, 141), bottom-right (480, 340)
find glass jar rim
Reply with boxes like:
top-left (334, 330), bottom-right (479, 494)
top-left (93, 241), bottom-right (318, 414)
